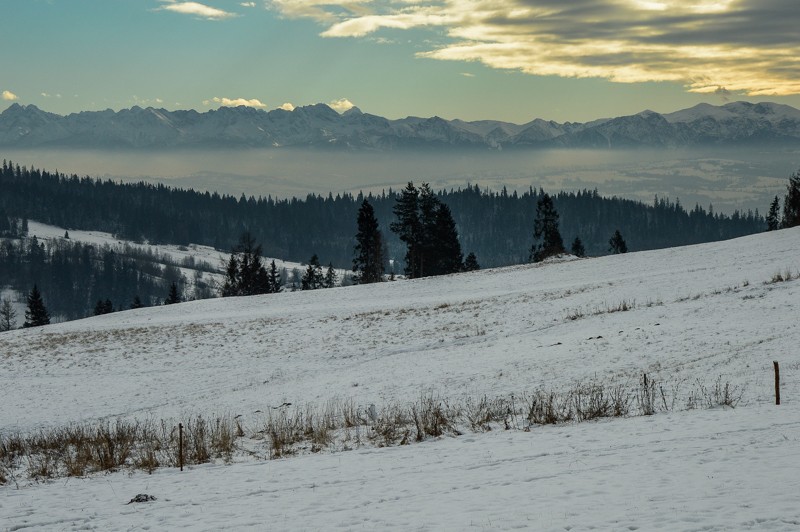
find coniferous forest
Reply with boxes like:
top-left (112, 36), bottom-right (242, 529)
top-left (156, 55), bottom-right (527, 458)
top-left (0, 159), bottom-right (765, 272)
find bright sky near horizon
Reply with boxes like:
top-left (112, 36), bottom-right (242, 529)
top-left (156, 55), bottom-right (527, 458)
top-left (2, 0), bottom-right (800, 123)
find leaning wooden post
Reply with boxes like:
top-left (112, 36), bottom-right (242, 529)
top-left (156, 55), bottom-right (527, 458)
top-left (179, 423), bottom-right (184, 471)
top-left (774, 361), bottom-right (780, 406)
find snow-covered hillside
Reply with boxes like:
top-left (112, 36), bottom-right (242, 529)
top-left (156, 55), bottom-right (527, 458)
top-left (1, 228), bottom-right (799, 530)
top-left (0, 221), bottom-right (350, 326)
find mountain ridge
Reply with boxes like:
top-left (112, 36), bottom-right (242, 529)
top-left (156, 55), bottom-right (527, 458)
top-left (2, 101), bottom-right (800, 150)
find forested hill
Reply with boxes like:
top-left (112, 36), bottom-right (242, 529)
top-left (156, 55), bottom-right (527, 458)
top-left (0, 159), bottom-right (764, 268)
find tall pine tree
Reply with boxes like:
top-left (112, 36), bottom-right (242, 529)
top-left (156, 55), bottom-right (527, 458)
top-left (165, 282), bottom-right (181, 305)
top-left (267, 260), bottom-right (281, 293)
top-left (429, 203), bottom-right (463, 275)
top-left (0, 297), bottom-right (16, 331)
top-left (390, 182), bottom-right (422, 278)
top-left (23, 284), bottom-right (50, 328)
top-left (766, 196), bottom-right (781, 231)
top-left (782, 170), bottom-right (800, 228)
top-left (571, 236), bottom-right (586, 257)
top-left (324, 263), bottom-right (338, 288)
top-left (353, 199), bottom-right (384, 284)
top-left (529, 193), bottom-right (564, 262)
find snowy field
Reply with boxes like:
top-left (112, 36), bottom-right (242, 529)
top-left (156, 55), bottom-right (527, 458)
top-left (1, 227), bottom-right (799, 530)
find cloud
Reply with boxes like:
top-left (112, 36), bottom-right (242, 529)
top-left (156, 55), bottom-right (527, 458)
top-left (279, 102), bottom-right (296, 111)
top-left (328, 98), bottom-right (355, 112)
top-left (40, 92), bottom-right (63, 99)
top-left (158, 1), bottom-right (235, 20)
top-left (714, 86), bottom-right (733, 102)
top-left (2, 90), bottom-right (19, 101)
top-left (203, 96), bottom-right (268, 108)
top-left (132, 95), bottom-right (166, 107)
top-left (461, 72), bottom-right (475, 78)
top-left (269, 0), bottom-right (373, 24)
top-left (267, 0), bottom-right (800, 96)
top-left (240, 1), bottom-right (256, 6)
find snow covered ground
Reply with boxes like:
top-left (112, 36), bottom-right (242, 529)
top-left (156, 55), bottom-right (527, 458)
top-left (1, 227), bottom-right (799, 530)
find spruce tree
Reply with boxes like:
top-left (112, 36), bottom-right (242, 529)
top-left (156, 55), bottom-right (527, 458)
top-left (23, 285), bottom-right (50, 328)
top-left (324, 263), bottom-right (338, 288)
top-left (529, 193), bottom-right (565, 262)
top-left (571, 236), bottom-right (586, 257)
top-left (390, 182), bottom-right (421, 278)
top-left (165, 282), bottom-right (181, 305)
top-left (429, 203), bottom-right (463, 275)
top-left (609, 230), bottom-right (628, 254)
top-left (766, 196), bottom-right (781, 231)
top-left (417, 184), bottom-right (440, 277)
top-left (267, 260), bottom-right (281, 293)
top-left (301, 254), bottom-right (324, 290)
top-left (353, 199), bottom-right (384, 284)
top-left (464, 252), bottom-right (480, 271)
top-left (130, 295), bottom-right (143, 309)
top-left (94, 299), bottom-right (113, 315)
top-left (221, 254), bottom-right (240, 297)
top-left (0, 297), bottom-right (16, 331)
top-left (782, 171), bottom-right (800, 228)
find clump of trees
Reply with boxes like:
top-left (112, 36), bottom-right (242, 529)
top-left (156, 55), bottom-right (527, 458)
top-left (766, 170), bottom-right (800, 231)
top-left (609, 230), bottom-right (628, 254)
top-left (221, 232), bottom-right (280, 297)
top-left (390, 182), bottom-right (465, 278)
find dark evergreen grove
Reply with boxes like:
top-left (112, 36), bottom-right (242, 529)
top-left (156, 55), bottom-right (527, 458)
top-left (220, 232), bottom-right (276, 297)
top-left (1, 159), bottom-right (766, 271)
top-left (390, 182), bottom-right (464, 278)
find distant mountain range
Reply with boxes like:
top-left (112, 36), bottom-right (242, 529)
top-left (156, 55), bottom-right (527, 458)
top-left (2, 101), bottom-right (800, 150)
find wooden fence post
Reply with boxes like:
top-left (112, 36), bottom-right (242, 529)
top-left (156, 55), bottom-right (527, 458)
top-left (774, 361), bottom-right (780, 406)
top-left (179, 423), bottom-right (184, 471)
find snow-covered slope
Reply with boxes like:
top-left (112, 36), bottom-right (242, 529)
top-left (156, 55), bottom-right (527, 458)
top-left (1, 228), bottom-right (799, 529)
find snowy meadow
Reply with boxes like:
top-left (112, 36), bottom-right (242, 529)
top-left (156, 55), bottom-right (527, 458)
top-left (1, 227), bottom-right (799, 530)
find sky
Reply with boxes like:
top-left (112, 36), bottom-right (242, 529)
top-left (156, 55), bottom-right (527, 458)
top-left (2, 0), bottom-right (800, 123)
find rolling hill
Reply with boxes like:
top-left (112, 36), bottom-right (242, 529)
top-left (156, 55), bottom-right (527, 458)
top-left (1, 227), bottom-right (799, 530)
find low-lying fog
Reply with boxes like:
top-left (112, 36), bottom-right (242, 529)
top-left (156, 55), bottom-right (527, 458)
top-left (6, 147), bottom-right (799, 214)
